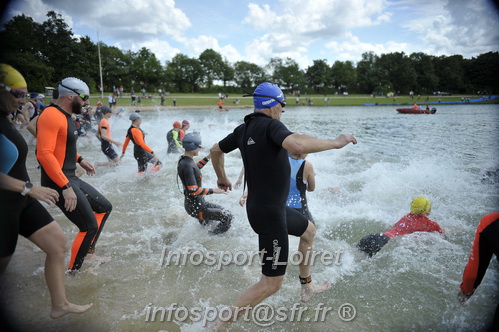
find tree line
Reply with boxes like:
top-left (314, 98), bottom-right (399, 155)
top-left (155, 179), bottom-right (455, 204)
top-left (1, 11), bottom-right (498, 95)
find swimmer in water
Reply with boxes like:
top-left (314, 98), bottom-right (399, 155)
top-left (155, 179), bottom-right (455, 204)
top-left (121, 112), bottom-right (162, 173)
top-left (95, 106), bottom-right (122, 166)
top-left (357, 196), bottom-right (444, 257)
top-left (177, 133), bottom-right (232, 234)
top-left (166, 121), bottom-right (182, 154)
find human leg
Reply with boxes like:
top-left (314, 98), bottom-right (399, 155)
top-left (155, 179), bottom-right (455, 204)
top-left (78, 180), bottom-right (112, 252)
top-left (200, 202), bottom-right (232, 234)
top-left (48, 179), bottom-right (99, 271)
top-left (286, 207), bottom-right (330, 302)
top-left (27, 222), bottom-right (93, 318)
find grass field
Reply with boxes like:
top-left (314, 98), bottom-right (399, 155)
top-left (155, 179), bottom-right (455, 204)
top-left (89, 93), bottom-right (499, 109)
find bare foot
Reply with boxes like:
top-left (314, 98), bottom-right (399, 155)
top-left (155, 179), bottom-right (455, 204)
top-left (300, 281), bottom-right (330, 302)
top-left (50, 302), bottom-right (93, 319)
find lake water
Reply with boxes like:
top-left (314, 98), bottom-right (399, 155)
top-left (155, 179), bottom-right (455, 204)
top-left (1, 104), bottom-right (498, 331)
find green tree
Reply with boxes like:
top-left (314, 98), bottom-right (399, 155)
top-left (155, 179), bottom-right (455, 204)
top-left (233, 61), bottom-right (266, 89)
top-left (268, 57), bottom-right (305, 91)
top-left (434, 55), bottom-right (465, 93)
top-left (410, 52), bottom-right (438, 94)
top-left (330, 60), bottom-right (357, 93)
top-left (40, 11), bottom-right (78, 82)
top-left (305, 59), bottom-right (330, 93)
top-left (100, 45), bottom-right (132, 93)
top-left (167, 54), bottom-right (203, 92)
top-left (198, 49), bottom-right (225, 89)
top-left (0, 14), bottom-right (54, 91)
top-left (130, 47), bottom-right (164, 93)
top-left (356, 52), bottom-right (381, 94)
top-left (377, 52), bottom-right (417, 94)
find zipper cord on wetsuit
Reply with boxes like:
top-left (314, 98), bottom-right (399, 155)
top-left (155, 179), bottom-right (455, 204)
top-left (176, 155), bottom-right (185, 194)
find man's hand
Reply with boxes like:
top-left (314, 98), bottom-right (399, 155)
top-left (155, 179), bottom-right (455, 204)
top-left (63, 187), bottom-right (77, 212)
top-left (28, 186), bottom-right (59, 205)
top-left (337, 134), bottom-right (357, 147)
top-left (80, 160), bottom-right (96, 176)
top-left (217, 178), bottom-right (232, 192)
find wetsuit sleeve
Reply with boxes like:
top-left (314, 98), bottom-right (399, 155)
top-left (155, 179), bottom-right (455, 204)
top-left (428, 219), bottom-right (444, 233)
top-left (181, 164), bottom-right (212, 196)
top-left (36, 110), bottom-right (70, 188)
top-left (268, 119), bottom-right (293, 146)
top-left (460, 213), bottom-right (499, 295)
top-left (218, 125), bottom-right (242, 153)
top-left (122, 136), bottom-right (130, 153)
top-left (173, 131), bottom-right (182, 148)
top-left (131, 128), bottom-right (153, 153)
top-left (196, 157), bottom-right (210, 169)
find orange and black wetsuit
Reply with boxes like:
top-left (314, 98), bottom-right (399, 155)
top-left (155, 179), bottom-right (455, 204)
top-left (461, 212), bottom-right (499, 287)
top-left (36, 104), bottom-right (112, 271)
top-left (177, 155), bottom-right (232, 234)
top-left (122, 125), bottom-right (161, 172)
top-left (460, 212), bottom-right (499, 330)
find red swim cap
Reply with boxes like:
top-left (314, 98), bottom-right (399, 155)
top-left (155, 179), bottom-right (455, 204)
top-left (173, 121), bottom-right (181, 128)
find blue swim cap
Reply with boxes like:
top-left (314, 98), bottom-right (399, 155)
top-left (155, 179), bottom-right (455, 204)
top-left (253, 82), bottom-right (285, 109)
top-left (183, 133), bottom-right (202, 151)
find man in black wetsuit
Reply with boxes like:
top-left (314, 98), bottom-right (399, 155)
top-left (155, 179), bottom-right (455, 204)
top-left (177, 133), bottom-right (231, 234)
top-left (210, 82), bottom-right (357, 328)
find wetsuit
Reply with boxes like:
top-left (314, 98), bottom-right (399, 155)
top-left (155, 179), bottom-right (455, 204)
top-left (357, 213), bottom-right (444, 257)
top-left (123, 125), bottom-right (161, 172)
top-left (218, 112), bottom-right (309, 276)
top-left (286, 157), bottom-right (314, 223)
top-left (166, 129), bottom-right (182, 154)
top-left (177, 155), bottom-right (232, 234)
top-left (460, 212), bottom-right (499, 330)
top-left (98, 117), bottom-right (118, 160)
top-left (36, 105), bottom-right (112, 271)
top-left (0, 113), bottom-right (53, 258)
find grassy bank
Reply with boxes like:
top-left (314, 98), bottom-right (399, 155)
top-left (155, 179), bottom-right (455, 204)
top-left (89, 93), bottom-right (499, 109)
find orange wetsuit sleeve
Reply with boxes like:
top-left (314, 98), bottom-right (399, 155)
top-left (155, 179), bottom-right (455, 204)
top-left (131, 127), bottom-right (153, 153)
top-left (122, 136), bottom-right (130, 153)
top-left (196, 157), bottom-right (210, 169)
top-left (36, 108), bottom-right (70, 188)
top-left (460, 212), bottom-right (499, 295)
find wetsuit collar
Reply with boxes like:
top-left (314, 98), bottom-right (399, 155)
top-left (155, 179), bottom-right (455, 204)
top-left (244, 112), bottom-right (271, 124)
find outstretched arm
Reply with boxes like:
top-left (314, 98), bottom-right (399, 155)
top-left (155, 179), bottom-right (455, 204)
top-left (210, 143), bottom-right (231, 191)
top-left (282, 133), bottom-right (357, 155)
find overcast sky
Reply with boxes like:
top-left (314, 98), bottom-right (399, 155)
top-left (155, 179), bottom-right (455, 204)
top-left (3, 0), bottom-right (499, 69)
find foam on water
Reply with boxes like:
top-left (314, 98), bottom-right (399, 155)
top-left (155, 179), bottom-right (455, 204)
top-left (2, 104), bottom-right (498, 331)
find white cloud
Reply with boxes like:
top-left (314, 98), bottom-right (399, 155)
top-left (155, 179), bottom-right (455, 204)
top-left (401, 0), bottom-right (499, 56)
top-left (325, 33), bottom-right (410, 62)
top-left (6, 0), bottom-right (191, 41)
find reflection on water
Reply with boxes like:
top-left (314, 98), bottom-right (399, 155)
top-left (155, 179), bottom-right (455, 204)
top-left (1, 104), bottom-right (498, 331)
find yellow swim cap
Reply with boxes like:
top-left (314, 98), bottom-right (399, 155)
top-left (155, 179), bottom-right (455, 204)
top-left (410, 196), bottom-right (431, 215)
top-left (0, 64), bottom-right (27, 90)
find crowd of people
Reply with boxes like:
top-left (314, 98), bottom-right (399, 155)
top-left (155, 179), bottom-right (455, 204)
top-left (1, 64), bottom-right (497, 330)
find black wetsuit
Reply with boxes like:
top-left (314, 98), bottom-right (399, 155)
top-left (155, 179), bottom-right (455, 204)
top-left (218, 112), bottom-right (309, 276)
top-left (37, 105), bottom-right (112, 271)
top-left (0, 113), bottom-right (53, 258)
top-left (166, 129), bottom-right (181, 154)
top-left (177, 155), bottom-right (232, 234)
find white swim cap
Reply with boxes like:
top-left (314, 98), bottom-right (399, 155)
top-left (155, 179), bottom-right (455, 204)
top-left (58, 77), bottom-right (89, 97)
